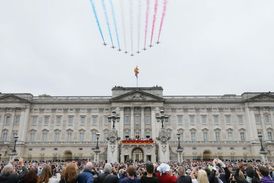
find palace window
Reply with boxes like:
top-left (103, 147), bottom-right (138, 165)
top-left (14, 115), bottom-right (20, 126)
top-left (213, 115), bottom-right (219, 125)
top-left (215, 129), bottom-right (221, 142)
top-left (32, 116), bottom-right (38, 126)
top-left (79, 130), bottom-right (85, 142)
top-left (237, 115), bottom-right (243, 125)
top-left (42, 130), bottom-right (49, 142)
top-left (92, 115), bottom-right (98, 126)
top-left (30, 130), bottom-right (36, 142)
top-left (56, 116), bottom-right (62, 126)
top-left (177, 115), bottom-right (183, 126)
top-left (267, 131), bottom-right (273, 141)
top-left (227, 129), bottom-right (233, 141)
top-left (144, 107), bottom-right (151, 124)
top-left (201, 115), bottom-right (207, 125)
top-left (54, 130), bottom-right (61, 142)
top-left (4, 115), bottom-right (11, 126)
top-left (240, 131), bottom-right (246, 141)
top-left (91, 130), bottom-right (98, 141)
top-left (44, 116), bottom-right (50, 126)
top-left (202, 130), bottom-right (208, 142)
top-left (80, 115), bottom-right (86, 126)
top-left (255, 114), bottom-right (261, 125)
top-left (225, 115), bottom-right (231, 125)
top-left (68, 115), bottom-right (74, 126)
top-left (264, 113), bottom-right (271, 124)
top-left (67, 129), bottom-right (73, 141)
top-left (189, 115), bottom-right (195, 126)
top-left (1, 130), bottom-right (8, 142)
top-left (190, 130), bottom-right (196, 142)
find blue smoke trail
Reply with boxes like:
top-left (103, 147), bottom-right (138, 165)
top-left (109, 0), bottom-right (121, 50)
top-left (101, 0), bottom-right (114, 48)
top-left (89, 0), bottom-right (105, 44)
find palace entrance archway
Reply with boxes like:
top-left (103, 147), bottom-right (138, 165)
top-left (203, 150), bottom-right (212, 160)
top-left (132, 148), bottom-right (144, 162)
top-left (64, 150), bottom-right (72, 161)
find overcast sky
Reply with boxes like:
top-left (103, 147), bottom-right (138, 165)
top-left (1, 0), bottom-right (274, 96)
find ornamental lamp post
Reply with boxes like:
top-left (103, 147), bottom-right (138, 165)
top-left (108, 110), bottom-right (120, 129)
top-left (156, 109), bottom-right (169, 128)
top-left (258, 134), bottom-right (267, 163)
top-left (176, 133), bottom-right (183, 163)
top-left (94, 133), bottom-right (101, 162)
top-left (12, 135), bottom-right (18, 155)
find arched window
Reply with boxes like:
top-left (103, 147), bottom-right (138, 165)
top-left (239, 129), bottom-right (246, 141)
top-left (4, 115), bottom-right (11, 126)
top-left (29, 130), bottom-right (36, 142)
top-left (54, 130), bottom-right (61, 142)
top-left (267, 128), bottom-right (273, 141)
top-left (227, 129), bottom-right (233, 141)
top-left (190, 129), bottom-right (196, 142)
top-left (2, 129), bottom-right (8, 142)
top-left (91, 129), bottom-right (99, 141)
top-left (42, 129), bottom-right (49, 142)
top-left (202, 129), bottom-right (208, 142)
top-left (214, 129), bottom-right (221, 142)
top-left (79, 130), bottom-right (85, 142)
top-left (67, 129), bottom-right (73, 141)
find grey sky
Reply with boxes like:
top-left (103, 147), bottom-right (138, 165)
top-left (1, 0), bottom-right (274, 96)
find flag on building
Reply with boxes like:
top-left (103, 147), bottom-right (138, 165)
top-left (134, 66), bottom-right (139, 78)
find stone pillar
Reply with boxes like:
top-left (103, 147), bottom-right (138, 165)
top-left (118, 107), bottom-right (124, 138)
top-left (107, 130), bottom-right (119, 163)
top-left (131, 107), bottom-right (134, 138)
top-left (19, 105), bottom-right (31, 143)
top-left (245, 104), bottom-right (257, 142)
top-left (141, 107), bottom-right (144, 138)
top-left (158, 143), bottom-right (170, 162)
top-left (151, 108), bottom-right (157, 139)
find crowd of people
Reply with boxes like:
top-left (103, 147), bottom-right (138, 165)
top-left (0, 158), bottom-right (274, 183)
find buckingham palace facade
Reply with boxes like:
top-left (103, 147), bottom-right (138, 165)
top-left (0, 86), bottom-right (274, 162)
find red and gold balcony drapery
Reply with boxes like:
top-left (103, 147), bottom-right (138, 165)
top-left (121, 139), bottom-right (154, 144)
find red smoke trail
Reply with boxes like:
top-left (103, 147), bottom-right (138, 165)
top-left (157, 0), bottom-right (167, 43)
top-left (149, 0), bottom-right (158, 47)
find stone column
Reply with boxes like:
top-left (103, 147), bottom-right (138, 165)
top-left (131, 107), bottom-right (134, 138)
top-left (151, 108), bottom-right (157, 139)
top-left (118, 107), bottom-right (124, 138)
top-left (141, 107), bottom-right (144, 138)
top-left (245, 104), bottom-right (257, 142)
top-left (19, 105), bottom-right (31, 143)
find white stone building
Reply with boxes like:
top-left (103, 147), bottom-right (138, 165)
top-left (0, 86), bottom-right (274, 162)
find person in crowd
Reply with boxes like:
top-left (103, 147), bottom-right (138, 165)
top-left (156, 163), bottom-right (177, 183)
top-left (258, 166), bottom-right (274, 183)
top-left (21, 167), bottom-right (38, 183)
top-left (141, 163), bottom-right (159, 183)
top-left (77, 161), bottom-right (94, 183)
top-left (0, 163), bottom-right (19, 183)
top-left (177, 166), bottom-right (192, 183)
top-left (94, 163), bottom-right (113, 183)
top-left (120, 165), bottom-right (141, 183)
top-left (59, 162), bottom-right (78, 183)
top-left (197, 169), bottom-right (209, 183)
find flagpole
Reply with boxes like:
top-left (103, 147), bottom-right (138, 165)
top-left (136, 77), bottom-right (138, 87)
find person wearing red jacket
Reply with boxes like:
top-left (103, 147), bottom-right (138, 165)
top-left (156, 163), bottom-right (177, 183)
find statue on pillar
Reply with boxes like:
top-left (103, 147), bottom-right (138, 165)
top-left (156, 129), bottom-right (170, 162)
top-left (107, 129), bottom-right (120, 163)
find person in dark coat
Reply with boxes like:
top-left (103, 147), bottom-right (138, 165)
top-left (94, 163), bottom-right (119, 183)
top-left (177, 166), bottom-right (192, 183)
top-left (77, 162), bottom-right (94, 183)
top-left (141, 163), bottom-right (159, 183)
top-left (0, 163), bottom-right (20, 183)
